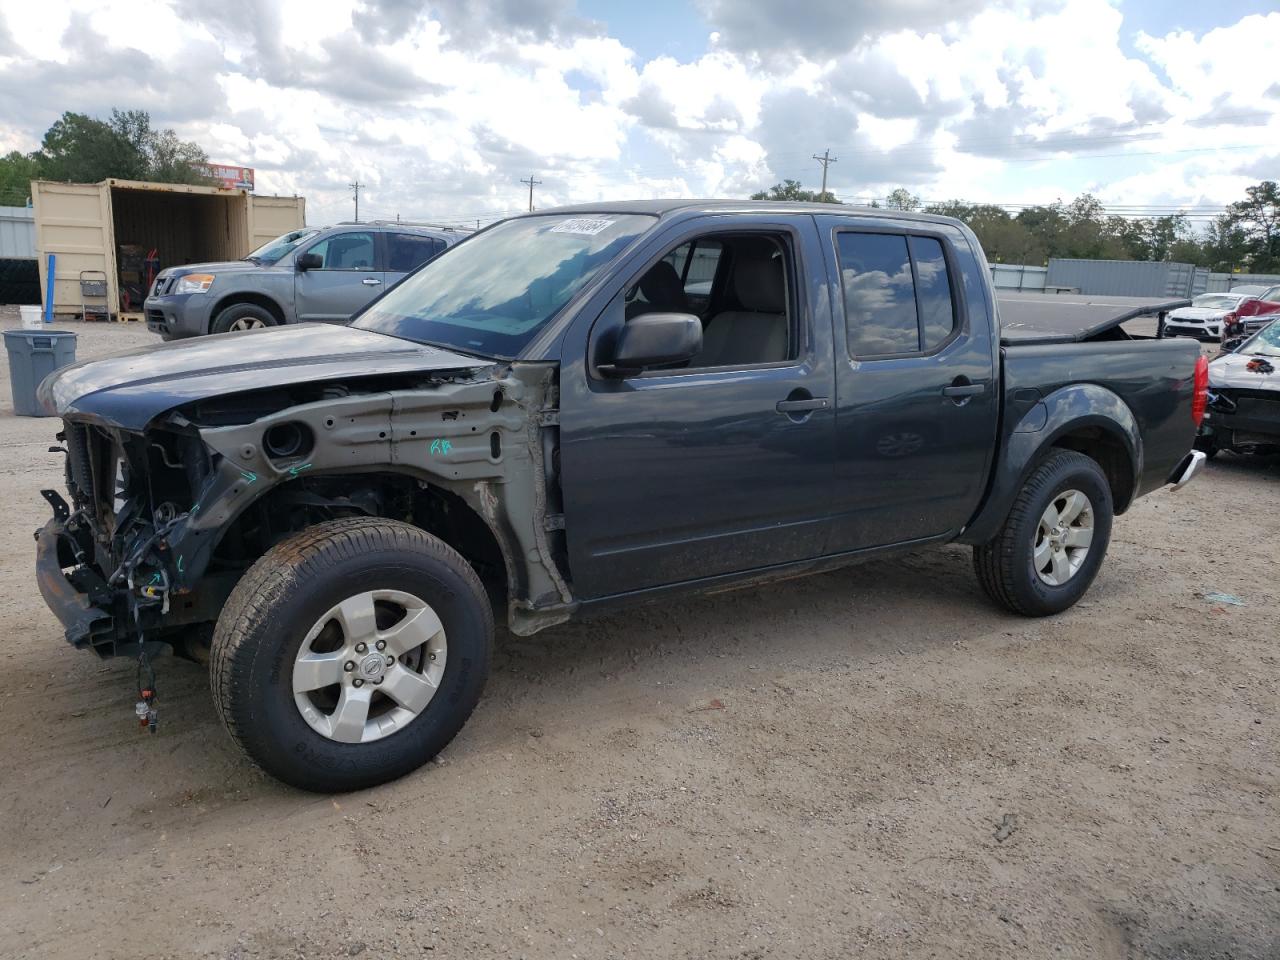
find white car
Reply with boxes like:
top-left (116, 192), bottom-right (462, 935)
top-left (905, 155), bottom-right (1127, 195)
top-left (1196, 318), bottom-right (1280, 457)
top-left (1163, 292), bottom-right (1258, 341)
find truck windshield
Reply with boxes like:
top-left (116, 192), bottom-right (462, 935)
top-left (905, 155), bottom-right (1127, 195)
top-left (353, 214), bottom-right (655, 358)
top-left (247, 229), bottom-right (320, 263)
top-left (1243, 321), bottom-right (1280, 357)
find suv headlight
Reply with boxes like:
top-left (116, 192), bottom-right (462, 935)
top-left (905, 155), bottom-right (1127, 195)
top-left (175, 274), bottom-right (215, 294)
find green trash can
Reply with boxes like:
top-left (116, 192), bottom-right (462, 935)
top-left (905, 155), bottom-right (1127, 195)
top-left (4, 329), bottom-right (78, 417)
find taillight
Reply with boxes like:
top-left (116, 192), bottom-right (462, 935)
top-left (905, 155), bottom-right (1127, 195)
top-left (1192, 355), bottom-right (1209, 426)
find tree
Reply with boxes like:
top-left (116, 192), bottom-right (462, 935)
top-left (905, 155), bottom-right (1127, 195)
top-left (884, 188), bottom-right (920, 212)
top-left (751, 179), bottom-right (840, 203)
top-left (39, 111), bottom-right (147, 183)
top-left (32, 109), bottom-right (212, 186)
top-left (1224, 180), bottom-right (1280, 272)
top-left (0, 151), bottom-right (42, 206)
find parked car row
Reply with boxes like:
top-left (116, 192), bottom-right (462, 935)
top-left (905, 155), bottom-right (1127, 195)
top-left (144, 221), bottom-right (464, 339)
top-left (1162, 284), bottom-right (1280, 342)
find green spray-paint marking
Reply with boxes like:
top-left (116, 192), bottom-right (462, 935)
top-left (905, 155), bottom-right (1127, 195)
top-left (240, 470), bottom-right (258, 484)
top-left (149, 573), bottom-right (162, 585)
top-left (429, 439), bottom-right (453, 456)
top-left (288, 462), bottom-right (313, 477)
top-left (177, 555), bottom-right (184, 574)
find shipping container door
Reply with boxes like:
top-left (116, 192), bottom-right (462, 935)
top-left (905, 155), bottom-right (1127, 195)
top-left (32, 181), bottom-right (119, 316)
top-left (249, 195), bottom-right (306, 251)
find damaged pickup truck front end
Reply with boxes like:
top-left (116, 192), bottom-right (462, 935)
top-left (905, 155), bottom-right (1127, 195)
top-left (36, 324), bottom-right (575, 660)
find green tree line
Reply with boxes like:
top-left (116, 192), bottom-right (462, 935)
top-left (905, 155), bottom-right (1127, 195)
top-left (751, 179), bottom-right (1280, 273)
top-left (0, 109), bottom-right (212, 207)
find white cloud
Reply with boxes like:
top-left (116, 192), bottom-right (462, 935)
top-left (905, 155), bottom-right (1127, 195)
top-left (0, 0), bottom-right (1275, 227)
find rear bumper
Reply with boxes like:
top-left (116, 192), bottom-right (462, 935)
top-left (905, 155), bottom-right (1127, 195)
top-left (35, 517), bottom-right (114, 649)
top-left (1166, 449), bottom-right (1206, 491)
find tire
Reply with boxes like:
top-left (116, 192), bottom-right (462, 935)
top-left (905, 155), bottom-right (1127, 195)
top-left (211, 518), bottom-right (493, 792)
top-left (210, 302), bottom-right (278, 334)
top-left (973, 450), bottom-right (1114, 617)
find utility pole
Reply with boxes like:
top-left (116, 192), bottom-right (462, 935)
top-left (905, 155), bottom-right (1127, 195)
top-left (520, 174), bottom-right (542, 212)
top-left (349, 179), bottom-right (364, 222)
top-left (811, 149), bottom-right (837, 199)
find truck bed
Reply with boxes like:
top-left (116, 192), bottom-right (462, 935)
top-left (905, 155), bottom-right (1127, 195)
top-left (997, 293), bottom-right (1190, 345)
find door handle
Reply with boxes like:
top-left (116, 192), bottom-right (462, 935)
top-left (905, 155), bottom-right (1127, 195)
top-left (362, 277), bottom-right (382, 286)
top-left (776, 397), bottom-right (829, 413)
top-left (941, 383), bottom-right (985, 398)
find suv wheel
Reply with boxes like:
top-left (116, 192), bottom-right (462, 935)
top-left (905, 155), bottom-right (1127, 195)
top-left (211, 302), bottom-right (277, 334)
top-left (973, 450), bottom-right (1114, 617)
top-left (210, 518), bottom-right (493, 792)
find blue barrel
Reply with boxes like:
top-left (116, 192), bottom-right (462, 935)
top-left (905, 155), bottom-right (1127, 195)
top-left (4, 329), bottom-right (77, 417)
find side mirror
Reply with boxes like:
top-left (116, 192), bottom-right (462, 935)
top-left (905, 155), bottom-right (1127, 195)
top-left (603, 312), bottom-right (702, 376)
top-left (296, 252), bottom-right (322, 271)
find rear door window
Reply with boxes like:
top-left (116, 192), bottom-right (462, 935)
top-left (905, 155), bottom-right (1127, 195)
top-left (836, 232), bottom-right (959, 358)
top-left (388, 233), bottom-right (444, 272)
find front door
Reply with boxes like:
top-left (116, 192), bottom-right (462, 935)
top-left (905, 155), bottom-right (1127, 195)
top-left (816, 216), bottom-right (999, 552)
top-left (559, 217), bottom-right (838, 599)
top-left (294, 230), bottom-right (384, 322)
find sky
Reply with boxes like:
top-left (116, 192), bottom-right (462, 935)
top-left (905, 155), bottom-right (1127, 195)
top-left (0, 0), bottom-right (1277, 229)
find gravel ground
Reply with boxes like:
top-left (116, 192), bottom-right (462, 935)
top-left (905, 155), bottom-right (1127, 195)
top-left (0, 307), bottom-right (1276, 960)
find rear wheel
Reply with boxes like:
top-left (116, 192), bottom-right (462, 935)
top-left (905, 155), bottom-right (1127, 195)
top-left (211, 302), bottom-right (277, 334)
top-left (211, 518), bottom-right (493, 792)
top-left (973, 450), bottom-right (1114, 617)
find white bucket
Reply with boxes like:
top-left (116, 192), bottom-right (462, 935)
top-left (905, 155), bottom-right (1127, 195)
top-left (19, 305), bottom-right (44, 329)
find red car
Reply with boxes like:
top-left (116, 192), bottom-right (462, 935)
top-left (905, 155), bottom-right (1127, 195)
top-left (1225, 284), bottom-right (1280, 338)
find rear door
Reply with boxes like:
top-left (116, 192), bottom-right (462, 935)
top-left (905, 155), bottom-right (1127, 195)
top-left (294, 230), bottom-right (384, 322)
top-left (816, 216), bottom-right (999, 552)
top-left (559, 215), bottom-right (838, 599)
top-left (385, 233), bottom-right (446, 287)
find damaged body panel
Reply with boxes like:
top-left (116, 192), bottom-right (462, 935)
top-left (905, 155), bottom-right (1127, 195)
top-left (36, 324), bottom-right (574, 654)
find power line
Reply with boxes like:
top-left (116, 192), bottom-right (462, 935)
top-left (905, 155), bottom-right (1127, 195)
top-left (520, 174), bottom-right (543, 212)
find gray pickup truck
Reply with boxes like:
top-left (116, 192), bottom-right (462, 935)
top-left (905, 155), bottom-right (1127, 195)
top-left (144, 222), bottom-right (462, 339)
top-left (37, 201), bottom-right (1206, 792)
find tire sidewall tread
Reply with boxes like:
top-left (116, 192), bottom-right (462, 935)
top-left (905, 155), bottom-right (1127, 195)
top-left (972, 449), bottom-right (1114, 617)
top-left (211, 518), bottom-right (493, 792)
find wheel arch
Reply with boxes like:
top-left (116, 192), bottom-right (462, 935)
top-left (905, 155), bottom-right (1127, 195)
top-left (959, 382), bottom-right (1141, 545)
top-left (198, 469), bottom-right (520, 618)
top-left (208, 291), bottom-right (287, 332)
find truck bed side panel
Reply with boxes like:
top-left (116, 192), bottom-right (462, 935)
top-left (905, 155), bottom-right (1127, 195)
top-left (961, 337), bottom-right (1199, 544)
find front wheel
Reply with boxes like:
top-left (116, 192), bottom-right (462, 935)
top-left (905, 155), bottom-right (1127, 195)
top-left (211, 302), bottom-right (278, 334)
top-left (211, 518), bottom-right (493, 792)
top-left (973, 450), bottom-right (1114, 617)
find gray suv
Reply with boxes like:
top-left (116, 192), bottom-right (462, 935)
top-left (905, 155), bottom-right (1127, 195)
top-left (145, 222), bottom-right (464, 339)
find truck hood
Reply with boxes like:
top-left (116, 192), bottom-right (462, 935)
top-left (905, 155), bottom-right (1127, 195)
top-left (160, 261), bottom-right (262, 278)
top-left (1209, 349), bottom-right (1280, 391)
top-left (40, 324), bottom-right (491, 430)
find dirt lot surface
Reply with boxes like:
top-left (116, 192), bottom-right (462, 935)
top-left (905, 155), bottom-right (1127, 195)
top-left (0, 308), bottom-right (1276, 960)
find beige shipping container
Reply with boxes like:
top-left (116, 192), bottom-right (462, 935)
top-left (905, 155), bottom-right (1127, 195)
top-left (32, 179), bottom-right (306, 319)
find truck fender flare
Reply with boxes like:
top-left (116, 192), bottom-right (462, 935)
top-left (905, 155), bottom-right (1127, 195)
top-left (958, 383), bottom-right (1142, 545)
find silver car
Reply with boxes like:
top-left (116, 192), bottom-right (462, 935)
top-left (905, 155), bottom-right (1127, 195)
top-left (144, 222), bottom-right (465, 339)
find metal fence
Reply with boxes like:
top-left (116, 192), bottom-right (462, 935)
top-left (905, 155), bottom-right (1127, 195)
top-left (1205, 272), bottom-right (1280, 293)
top-left (0, 205), bottom-right (35, 260)
top-left (990, 263), bottom-right (1047, 292)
